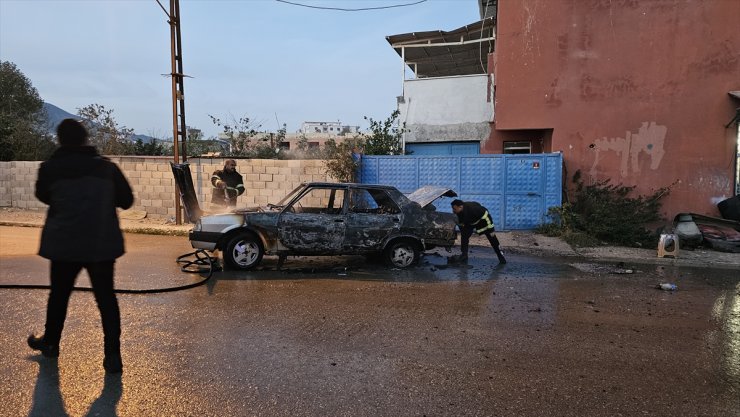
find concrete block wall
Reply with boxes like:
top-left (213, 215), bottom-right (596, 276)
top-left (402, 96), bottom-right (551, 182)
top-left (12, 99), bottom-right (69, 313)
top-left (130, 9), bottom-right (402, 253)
top-left (0, 161), bottom-right (45, 209)
top-left (0, 163), bottom-right (7, 207)
top-left (185, 158), bottom-right (332, 213)
top-left (0, 157), bottom-right (333, 219)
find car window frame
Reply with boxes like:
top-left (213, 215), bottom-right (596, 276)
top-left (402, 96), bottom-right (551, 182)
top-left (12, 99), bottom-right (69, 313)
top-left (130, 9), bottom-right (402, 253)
top-left (348, 187), bottom-right (401, 215)
top-left (282, 185), bottom-right (348, 215)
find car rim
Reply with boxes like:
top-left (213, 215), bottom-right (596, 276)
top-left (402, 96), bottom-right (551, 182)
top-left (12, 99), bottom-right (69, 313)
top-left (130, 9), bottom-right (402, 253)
top-left (391, 245), bottom-right (414, 267)
top-left (233, 240), bottom-right (260, 266)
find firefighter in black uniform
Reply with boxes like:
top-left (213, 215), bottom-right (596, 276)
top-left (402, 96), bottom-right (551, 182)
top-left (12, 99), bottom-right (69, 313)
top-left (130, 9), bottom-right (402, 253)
top-left (449, 199), bottom-right (507, 264)
top-left (211, 159), bottom-right (245, 207)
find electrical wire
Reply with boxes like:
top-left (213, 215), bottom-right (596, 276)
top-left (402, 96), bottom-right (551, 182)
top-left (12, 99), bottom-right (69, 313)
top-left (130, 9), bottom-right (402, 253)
top-left (479, 1), bottom-right (489, 73)
top-left (275, 0), bottom-right (427, 12)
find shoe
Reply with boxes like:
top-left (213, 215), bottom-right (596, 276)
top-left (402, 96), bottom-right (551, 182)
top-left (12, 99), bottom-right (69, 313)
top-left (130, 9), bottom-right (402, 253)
top-left (27, 334), bottom-right (59, 358)
top-left (496, 249), bottom-right (507, 264)
top-left (103, 354), bottom-right (123, 374)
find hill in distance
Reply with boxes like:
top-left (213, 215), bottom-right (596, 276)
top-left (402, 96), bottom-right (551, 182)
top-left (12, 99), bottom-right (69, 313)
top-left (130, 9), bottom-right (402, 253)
top-left (42, 102), bottom-right (159, 144)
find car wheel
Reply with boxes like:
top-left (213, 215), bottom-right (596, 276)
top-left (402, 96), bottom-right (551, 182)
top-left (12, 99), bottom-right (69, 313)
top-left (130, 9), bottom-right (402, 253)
top-left (384, 240), bottom-right (420, 268)
top-left (224, 233), bottom-right (264, 270)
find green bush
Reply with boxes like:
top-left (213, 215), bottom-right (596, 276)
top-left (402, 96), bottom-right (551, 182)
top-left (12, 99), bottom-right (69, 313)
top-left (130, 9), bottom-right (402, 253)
top-left (538, 170), bottom-right (671, 247)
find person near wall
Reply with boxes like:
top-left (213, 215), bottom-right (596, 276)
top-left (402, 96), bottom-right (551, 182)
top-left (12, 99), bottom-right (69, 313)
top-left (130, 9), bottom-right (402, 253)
top-left (449, 199), bottom-right (507, 265)
top-left (211, 159), bottom-right (245, 207)
top-left (28, 118), bottom-right (134, 374)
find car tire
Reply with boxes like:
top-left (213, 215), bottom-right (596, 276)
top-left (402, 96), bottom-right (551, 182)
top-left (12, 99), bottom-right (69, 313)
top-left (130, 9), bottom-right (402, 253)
top-left (224, 233), bottom-right (264, 270)
top-left (384, 240), bottom-right (420, 268)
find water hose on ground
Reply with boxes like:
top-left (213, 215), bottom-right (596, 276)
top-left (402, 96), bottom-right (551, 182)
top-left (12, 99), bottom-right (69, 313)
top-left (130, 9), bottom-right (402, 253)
top-left (0, 249), bottom-right (217, 294)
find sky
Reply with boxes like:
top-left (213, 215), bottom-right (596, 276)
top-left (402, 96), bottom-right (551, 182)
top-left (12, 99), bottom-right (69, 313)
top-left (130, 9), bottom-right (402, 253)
top-left (0, 0), bottom-right (481, 139)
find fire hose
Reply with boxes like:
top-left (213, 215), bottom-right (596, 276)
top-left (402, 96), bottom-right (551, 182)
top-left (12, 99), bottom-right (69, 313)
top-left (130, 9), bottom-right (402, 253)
top-left (0, 249), bottom-right (218, 294)
top-left (223, 186), bottom-right (238, 204)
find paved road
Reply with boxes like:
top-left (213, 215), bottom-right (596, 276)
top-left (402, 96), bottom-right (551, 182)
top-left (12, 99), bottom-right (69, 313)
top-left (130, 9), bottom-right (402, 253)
top-left (0, 226), bottom-right (738, 416)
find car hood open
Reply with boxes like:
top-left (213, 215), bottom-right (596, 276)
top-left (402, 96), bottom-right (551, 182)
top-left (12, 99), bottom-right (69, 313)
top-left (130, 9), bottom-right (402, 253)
top-left (406, 186), bottom-right (458, 208)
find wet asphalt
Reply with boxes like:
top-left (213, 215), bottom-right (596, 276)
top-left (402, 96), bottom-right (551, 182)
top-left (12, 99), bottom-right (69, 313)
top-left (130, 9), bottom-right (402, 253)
top-left (0, 226), bottom-right (738, 417)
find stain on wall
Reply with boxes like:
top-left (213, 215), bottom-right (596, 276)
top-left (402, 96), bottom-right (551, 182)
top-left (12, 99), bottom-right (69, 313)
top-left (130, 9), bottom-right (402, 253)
top-left (688, 41), bottom-right (738, 76)
top-left (406, 123), bottom-right (492, 143)
top-left (692, 167), bottom-right (735, 205)
top-left (589, 122), bottom-right (667, 177)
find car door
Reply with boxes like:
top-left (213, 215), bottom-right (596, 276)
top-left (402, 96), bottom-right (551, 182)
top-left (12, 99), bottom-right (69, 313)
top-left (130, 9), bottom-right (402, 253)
top-left (277, 186), bottom-right (346, 253)
top-left (343, 188), bottom-right (401, 251)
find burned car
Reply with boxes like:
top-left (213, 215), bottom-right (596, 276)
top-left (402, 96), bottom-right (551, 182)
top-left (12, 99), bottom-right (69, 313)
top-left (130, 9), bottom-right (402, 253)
top-left (187, 181), bottom-right (458, 269)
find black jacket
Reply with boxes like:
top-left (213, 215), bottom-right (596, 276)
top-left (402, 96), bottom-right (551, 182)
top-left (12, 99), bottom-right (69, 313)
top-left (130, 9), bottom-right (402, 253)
top-left (35, 146), bottom-right (134, 262)
top-left (455, 201), bottom-right (488, 227)
top-left (210, 169), bottom-right (244, 206)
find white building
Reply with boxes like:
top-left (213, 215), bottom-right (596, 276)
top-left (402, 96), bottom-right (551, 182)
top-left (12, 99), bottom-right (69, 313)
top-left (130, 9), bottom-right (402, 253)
top-left (300, 121), bottom-right (359, 136)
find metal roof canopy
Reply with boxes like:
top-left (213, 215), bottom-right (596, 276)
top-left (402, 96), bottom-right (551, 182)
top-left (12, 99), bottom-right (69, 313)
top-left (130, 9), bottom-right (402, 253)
top-left (386, 17), bottom-right (495, 79)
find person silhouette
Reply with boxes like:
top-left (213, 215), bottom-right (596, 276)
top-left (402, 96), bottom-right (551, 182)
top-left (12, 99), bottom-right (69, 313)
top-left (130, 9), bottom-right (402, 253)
top-left (449, 199), bottom-right (507, 265)
top-left (27, 118), bottom-right (134, 374)
top-left (210, 159), bottom-right (244, 207)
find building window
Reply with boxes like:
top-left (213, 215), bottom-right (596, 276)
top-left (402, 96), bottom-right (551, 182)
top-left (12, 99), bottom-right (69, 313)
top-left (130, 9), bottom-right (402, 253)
top-left (280, 141), bottom-right (290, 150)
top-left (308, 142), bottom-right (320, 148)
top-left (503, 141), bottom-right (532, 154)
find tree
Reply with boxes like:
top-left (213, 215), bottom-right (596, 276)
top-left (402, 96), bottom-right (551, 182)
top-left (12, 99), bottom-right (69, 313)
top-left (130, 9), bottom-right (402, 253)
top-left (252, 123), bottom-right (285, 159)
top-left (209, 114), bottom-right (260, 157)
top-left (185, 127), bottom-right (224, 157)
top-left (77, 104), bottom-right (135, 155)
top-left (0, 61), bottom-right (56, 161)
top-left (323, 136), bottom-right (363, 182)
top-left (322, 138), bottom-right (338, 158)
top-left (362, 110), bottom-right (405, 155)
top-left (134, 138), bottom-right (165, 156)
top-left (296, 133), bottom-right (309, 153)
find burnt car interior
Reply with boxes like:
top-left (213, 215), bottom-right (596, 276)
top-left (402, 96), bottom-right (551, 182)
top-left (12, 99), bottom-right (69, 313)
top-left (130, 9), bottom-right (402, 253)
top-left (288, 187), bottom-right (345, 215)
top-left (349, 188), bottom-right (401, 215)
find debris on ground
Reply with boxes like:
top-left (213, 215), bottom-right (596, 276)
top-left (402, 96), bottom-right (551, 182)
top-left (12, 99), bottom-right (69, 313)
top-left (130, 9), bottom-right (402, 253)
top-left (656, 283), bottom-right (678, 291)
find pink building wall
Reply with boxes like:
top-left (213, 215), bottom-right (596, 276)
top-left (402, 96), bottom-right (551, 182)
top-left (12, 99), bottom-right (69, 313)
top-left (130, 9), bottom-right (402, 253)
top-left (484, 0), bottom-right (740, 218)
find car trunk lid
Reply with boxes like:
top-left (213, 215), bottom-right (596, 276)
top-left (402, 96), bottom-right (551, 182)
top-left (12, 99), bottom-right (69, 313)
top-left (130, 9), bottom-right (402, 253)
top-left (406, 186), bottom-right (458, 208)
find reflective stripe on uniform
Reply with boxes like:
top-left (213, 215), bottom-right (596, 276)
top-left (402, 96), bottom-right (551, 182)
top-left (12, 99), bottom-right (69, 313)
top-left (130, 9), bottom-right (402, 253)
top-left (472, 210), bottom-right (494, 234)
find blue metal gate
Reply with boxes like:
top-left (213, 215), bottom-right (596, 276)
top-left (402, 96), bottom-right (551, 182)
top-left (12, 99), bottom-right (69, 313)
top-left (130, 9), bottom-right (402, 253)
top-left (358, 153), bottom-right (563, 230)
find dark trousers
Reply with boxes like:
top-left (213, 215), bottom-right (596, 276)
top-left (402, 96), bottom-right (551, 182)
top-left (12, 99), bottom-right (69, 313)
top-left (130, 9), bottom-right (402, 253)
top-left (44, 260), bottom-right (120, 354)
top-left (460, 225), bottom-right (506, 261)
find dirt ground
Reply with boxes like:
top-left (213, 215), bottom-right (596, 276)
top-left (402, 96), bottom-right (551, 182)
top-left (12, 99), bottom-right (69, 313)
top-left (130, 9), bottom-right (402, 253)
top-left (1, 206), bottom-right (738, 270)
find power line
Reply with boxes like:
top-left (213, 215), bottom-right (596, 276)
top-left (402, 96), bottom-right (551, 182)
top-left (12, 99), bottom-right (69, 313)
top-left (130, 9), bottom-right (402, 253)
top-left (275, 0), bottom-right (427, 12)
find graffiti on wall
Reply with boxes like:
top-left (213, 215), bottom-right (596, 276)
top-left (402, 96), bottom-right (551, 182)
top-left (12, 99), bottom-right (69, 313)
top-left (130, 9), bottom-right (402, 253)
top-left (589, 121), bottom-right (667, 177)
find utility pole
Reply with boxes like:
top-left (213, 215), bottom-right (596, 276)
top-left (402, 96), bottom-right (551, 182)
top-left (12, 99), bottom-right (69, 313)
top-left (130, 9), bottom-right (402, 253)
top-left (157, 0), bottom-right (188, 224)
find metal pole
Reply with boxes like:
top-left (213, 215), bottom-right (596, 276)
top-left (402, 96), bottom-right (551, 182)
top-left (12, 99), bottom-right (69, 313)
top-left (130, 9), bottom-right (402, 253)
top-left (401, 46), bottom-right (405, 92)
top-left (169, 0), bottom-right (182, 224)
top-left (174, 0), bottom-right (188, 163)
top-left (401, 46), bottom-right (406, 155)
